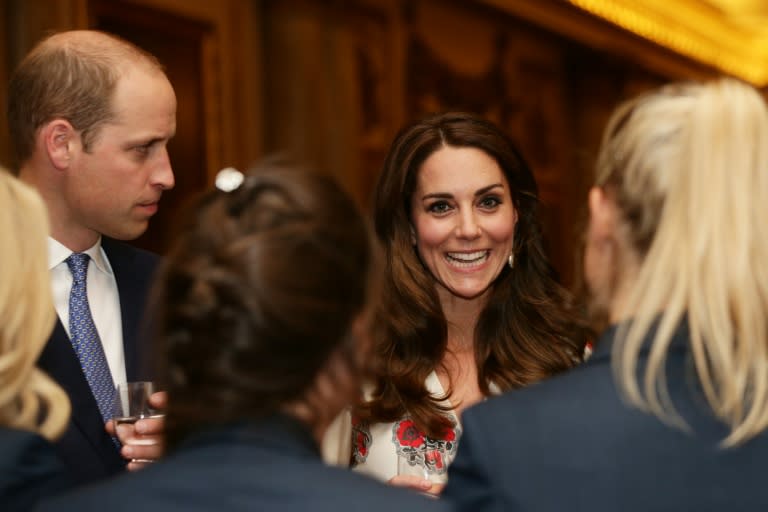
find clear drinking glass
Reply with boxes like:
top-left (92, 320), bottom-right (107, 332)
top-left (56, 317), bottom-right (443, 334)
top-left (112, 381), bottom-right (164, 459)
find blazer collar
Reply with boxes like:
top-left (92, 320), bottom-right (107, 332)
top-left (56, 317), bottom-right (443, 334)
top-left (591, 317), bottom-right (691, 362)
top-left (177, 414), bottom-right (321, 458)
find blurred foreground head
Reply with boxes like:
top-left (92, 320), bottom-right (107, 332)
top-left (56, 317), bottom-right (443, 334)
top-left (0, 168), bottom-right (70, 440)
top-left (154, 159), bottom-right (378, 447)
top-left (585, 77), bottom-right (768, 445)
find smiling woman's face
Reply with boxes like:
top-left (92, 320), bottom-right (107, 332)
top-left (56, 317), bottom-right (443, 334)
top-left (410, 145), bottom-right (517, 304)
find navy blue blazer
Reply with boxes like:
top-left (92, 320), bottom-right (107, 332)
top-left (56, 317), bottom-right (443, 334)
top-left (443, 323), bottom-right (768, 511)
top-left (37, 415), bottom-right (453, 512)
top-left (36, 238), bottom-right (159, 486)
top-left (0, 428), bottom-right (72, 511)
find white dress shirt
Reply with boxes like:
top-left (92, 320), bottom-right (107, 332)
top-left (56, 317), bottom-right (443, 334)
top-left (49, 237), bottom-right (127, 388)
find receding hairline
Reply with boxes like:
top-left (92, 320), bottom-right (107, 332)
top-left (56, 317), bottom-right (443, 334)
top-left (35, 29), bottom-right (164, 73)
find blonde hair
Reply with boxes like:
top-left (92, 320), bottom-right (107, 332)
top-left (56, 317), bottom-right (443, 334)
top-left (596, 77), bottom-right (768, 446)
top-left (0, 168), bottom-right (71, 440)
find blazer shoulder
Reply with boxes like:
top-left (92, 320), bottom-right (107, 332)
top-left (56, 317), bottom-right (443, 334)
top-left (0, 428), bottom-right (73, 511)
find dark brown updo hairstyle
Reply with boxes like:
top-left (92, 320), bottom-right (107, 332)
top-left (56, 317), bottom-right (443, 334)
top-left (153, 159), bottom-right (377, 448)
top-left (360, 112), bottom-right (588, 437)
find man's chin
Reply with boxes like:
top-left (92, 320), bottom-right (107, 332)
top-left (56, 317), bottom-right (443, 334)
top-left (104, 223), bottom-right (149, 241)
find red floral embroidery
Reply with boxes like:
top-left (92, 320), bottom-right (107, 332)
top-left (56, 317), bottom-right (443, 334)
top-left (356, 432), bottom-right (368, 457)
top-left (396, 419), bottom-right (425, 448)
top-left (392, 417), bottom-right (461, 476)
top-left (584, 341), bottom-right (594, 360)
top-left (424, 448), bottom-right (445, 470)
top-left (350, 415), bottom-right (372, 467)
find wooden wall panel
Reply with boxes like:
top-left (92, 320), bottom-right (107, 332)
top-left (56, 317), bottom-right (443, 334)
top-left (262, 0), bottom-right (400, 208)
top-left (0, 0), bottom-right (720, 278)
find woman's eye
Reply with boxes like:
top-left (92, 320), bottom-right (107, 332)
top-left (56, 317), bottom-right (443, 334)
top-left (479, 196), bottom-right (501, 209)
top-left (428, 201), bottom-right (451, 214)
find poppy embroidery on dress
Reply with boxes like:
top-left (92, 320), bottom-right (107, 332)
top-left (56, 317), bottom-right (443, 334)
top-left (584, 341), bottom-right (594, 360)
top-left (350, 415), bottom-right (372, 467)
top-left (392, 417), bottom-right (460, 476)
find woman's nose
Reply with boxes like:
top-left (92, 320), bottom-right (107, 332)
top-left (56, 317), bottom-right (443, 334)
top-left (455, 210), bottom-right (481, 239)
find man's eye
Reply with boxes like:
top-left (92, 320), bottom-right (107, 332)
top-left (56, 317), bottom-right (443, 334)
top-left (134, 143), bottom-right (154, 155)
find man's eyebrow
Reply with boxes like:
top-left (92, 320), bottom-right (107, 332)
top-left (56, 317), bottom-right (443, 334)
top-left (125, 136), bottom-right (166, 147)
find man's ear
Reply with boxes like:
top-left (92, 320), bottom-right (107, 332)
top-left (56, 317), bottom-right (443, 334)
top-left (40, 119), bottom-right (77, 170)
top-left (588, 186), bottom-right (618, 241)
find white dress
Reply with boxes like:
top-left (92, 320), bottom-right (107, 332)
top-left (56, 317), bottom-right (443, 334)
top-left (322, 372), bottom-right (499, 483)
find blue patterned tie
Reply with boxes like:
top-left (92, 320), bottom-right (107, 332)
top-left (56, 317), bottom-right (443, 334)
top-left (66, 253), bottom-right (116, 424)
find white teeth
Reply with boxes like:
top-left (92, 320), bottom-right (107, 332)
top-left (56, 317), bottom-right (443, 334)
top-left (446, 250), bottom-right (488, 263)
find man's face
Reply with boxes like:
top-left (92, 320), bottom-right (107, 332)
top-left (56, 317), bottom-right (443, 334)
top-left (65, 65), bottom-right (177, 244)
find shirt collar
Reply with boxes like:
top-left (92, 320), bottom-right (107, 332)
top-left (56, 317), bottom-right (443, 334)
top-left (48, 236), bottom-right (114, 276)
top-left (592, 317), bottom-right (691, 361)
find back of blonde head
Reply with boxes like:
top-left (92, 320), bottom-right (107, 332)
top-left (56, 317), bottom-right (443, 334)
top-left (0, 169), bottom-right (70, 440)
top-left (596, 78), bottom-right (768, 446)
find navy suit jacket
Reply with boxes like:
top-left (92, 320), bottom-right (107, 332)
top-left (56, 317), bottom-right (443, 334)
top-left (443, 323), bottom-right (768, 511)
top-left (36, 238), bottom-right (159, 486)
top-left (37, 415), bottom-right (454, 512)
top-left (0, 428), bottom-right (72, 511)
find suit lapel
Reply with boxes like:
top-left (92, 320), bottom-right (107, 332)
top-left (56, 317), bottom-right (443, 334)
top-left (37, 320), bottom-right (123, 465)
top-left (102, 239), bottom-right (140, 380)
top-left (101, 238), bottom-right (158, 381)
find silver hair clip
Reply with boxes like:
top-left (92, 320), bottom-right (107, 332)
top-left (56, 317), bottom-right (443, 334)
top-left (215, 167), bottom-right (245, 192)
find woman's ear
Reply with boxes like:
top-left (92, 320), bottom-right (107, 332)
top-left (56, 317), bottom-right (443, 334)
top-left (40, 119), bottom-right (77, 170)
top-left (584, 186), bottom-right (620, 325)
top-left (588, 186), bottom-right (618, 241)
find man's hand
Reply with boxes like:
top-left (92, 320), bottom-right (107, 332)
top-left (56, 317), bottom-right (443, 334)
top-left (106, 391), bottom-right (168, 471)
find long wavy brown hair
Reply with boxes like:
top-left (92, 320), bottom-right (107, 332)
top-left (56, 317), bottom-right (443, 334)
top-left (357, 112), bottom-right (588, 437)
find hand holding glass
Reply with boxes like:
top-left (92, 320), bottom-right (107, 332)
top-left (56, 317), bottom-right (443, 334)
top-left (112, 381), bottom-right (164, 463)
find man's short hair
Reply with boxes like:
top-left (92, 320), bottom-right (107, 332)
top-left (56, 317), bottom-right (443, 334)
top-left (7, 30), bottom-right (163, 167)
